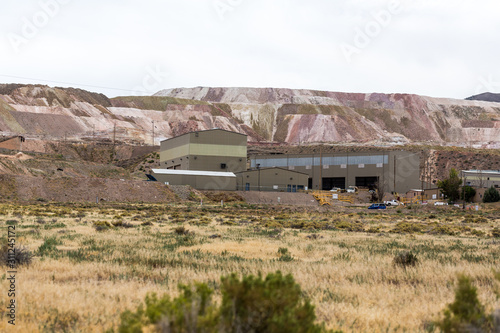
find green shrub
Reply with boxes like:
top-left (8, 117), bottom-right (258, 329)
top-left (392, 222), bottom-right (423, 234)
top-left (393, 251), bottom-right (419, 268)
top-left (483, 186), bottom-right (500, 203)
top-left (1, 243), bottom-right (33, 267)
top-left (334, 220), bottom-right (364, 232)
top-left (93, 221), bottom-right (112, 231)
top-left (434, 275), bottom-right (492, 332)
top-left (461, 186), bottom-right (476, 203)
top-left (41, 308), bottom-right (80, 332)
top-left (277, 247), bottom-right (294, 262)
top-left (119, 283), bottom-right (218, 333)
top-left (37, 236), bottom-right (61, 256)
top-left (174, 226), bottom-right (189, 235)
top-left (220, 271), bottom-right (328, 333)
top-left (118, 271), bottom-right (333, 333)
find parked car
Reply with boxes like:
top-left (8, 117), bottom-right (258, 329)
top-left (368, 203), bottom-right (387, 210)
top-left (384, 200), bottom-right (399, 206)
top-left (329, 187), bottom-right (342, 192)
top-left (434, 201), bottom-right (448, 206)
top-left (346, 186), bottom-right (358, 193)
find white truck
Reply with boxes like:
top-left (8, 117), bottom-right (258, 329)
top-left (346, 186), bottom-right (358, 193)
top-left (384, 199), bottom-right (400, 206)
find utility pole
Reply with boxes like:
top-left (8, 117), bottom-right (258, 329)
top-left (112, 123), bottom-right (116, 159)
top-left (152, 120), bottom-right (155, 146)
top-left (462, 175), bottom-right (466, 209)
top-left (346, 151), bottom-right (349, 189)
top-left (421, 151), bottom-right (425, 202)
top-left (393, 155), bottom-right (396, 194)
top-left (382, 153), bottom-right (385, 194)
top-left (319, 146), bottom-right (323, 191)
top-left (257, 164), bottom-right (261, 192)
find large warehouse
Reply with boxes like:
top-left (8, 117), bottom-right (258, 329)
top-left (249, 151), bottom-right (421, 194)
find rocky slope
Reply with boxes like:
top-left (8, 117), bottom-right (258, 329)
top-left (0, 84), bottom-right (499, 148)
top-left (0, 84), bottom-right (263, 146)
top-left (156, 87), bottom-right (500, 148)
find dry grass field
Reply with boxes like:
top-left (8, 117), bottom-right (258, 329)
top-left (0, 201), bottom-right (499, 332)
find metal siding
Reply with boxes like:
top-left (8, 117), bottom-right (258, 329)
top-left (151, 173), bottom-right (236, 190)
top-left (251, 155), bottom-right (388, 168)
top-left (192, 130), bottom-right (247, 146)
top-left (236, 169), bottom-right (308, 191)
top-left (190, 155), bottom-right (246, 173)
top-left (161, 145), bottom-right (190, 162)
top-left (251, 151), bottom-right (418, 193)
top-left (189, 143), bottom-right (246, 158)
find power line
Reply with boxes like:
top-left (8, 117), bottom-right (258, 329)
top-left (0, 74), bottom-right (144, 94)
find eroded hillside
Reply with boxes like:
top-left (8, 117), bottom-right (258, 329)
top-left (157, 87), bottom-right (500, 147)
top-left (0, 84), bottom-right (499, 148)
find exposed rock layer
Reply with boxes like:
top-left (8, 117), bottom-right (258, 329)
top-left (0, 84), bottom-right (499, 147)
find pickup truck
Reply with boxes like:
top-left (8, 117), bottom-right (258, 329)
top-left (346, 186), bottom-right (358, 193)
top-left (384, 200), bottom-right (399, 206)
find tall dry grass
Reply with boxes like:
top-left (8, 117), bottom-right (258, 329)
top-left (0, 202), bottom-right (498, 332)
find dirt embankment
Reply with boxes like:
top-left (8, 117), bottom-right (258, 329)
top-left (236, 191), bottom-right (319, 206)
top-left (0, 175), bottom-right (178, 203)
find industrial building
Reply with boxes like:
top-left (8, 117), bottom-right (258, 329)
top-left (461, 170), bottom-right (500, 189)
top-left (160, 129), bottom-right (247, 173)
top-left (249, 151), bottom-right (421, 194)
top-left (151, 129), bottom-right (246, 191)
top-left (153, 129), bottom-right (421, 193)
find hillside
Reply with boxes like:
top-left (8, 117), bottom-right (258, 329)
top-left (0, 84), bottom-right (499, 148)
top-left (156, 87), bottom-right (500, 148)
top-left (0, 84), bottom-right (263, 146)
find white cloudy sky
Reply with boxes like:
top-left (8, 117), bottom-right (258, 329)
top-left (1, 0), bottom-right (499, 99)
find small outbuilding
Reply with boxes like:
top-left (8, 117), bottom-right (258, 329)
top-left (235, 167), bottom-right (309, 192)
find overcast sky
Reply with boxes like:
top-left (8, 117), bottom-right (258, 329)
top-left (1, 0), bottom-right (499, 99)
